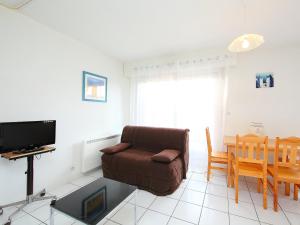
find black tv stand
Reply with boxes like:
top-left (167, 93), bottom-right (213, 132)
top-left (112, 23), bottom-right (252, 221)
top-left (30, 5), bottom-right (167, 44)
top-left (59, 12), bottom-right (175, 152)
top-left (0, 146), bottom-right (57, 225)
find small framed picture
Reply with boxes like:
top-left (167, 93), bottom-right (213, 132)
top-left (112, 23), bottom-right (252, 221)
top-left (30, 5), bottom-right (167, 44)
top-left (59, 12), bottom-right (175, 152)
top-left (256, 73), bottom-right (274, 88)
top-left (82, 71), bottom-right (107, 102)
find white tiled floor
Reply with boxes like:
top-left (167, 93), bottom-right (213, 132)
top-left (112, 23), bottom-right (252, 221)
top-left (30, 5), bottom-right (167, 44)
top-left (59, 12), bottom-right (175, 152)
top-left (172, 201), bottom-right (202, 224)
top-left (149, 197), bottom-right (178, 216)
top-left (199, 207), bottom-right (229, 225)
top-left (1, 165), bottom-right (300, 225)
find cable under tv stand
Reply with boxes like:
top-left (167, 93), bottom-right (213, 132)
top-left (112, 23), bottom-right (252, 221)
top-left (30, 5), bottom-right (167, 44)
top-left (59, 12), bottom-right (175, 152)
top-left (0, 146), bottom-right (57, 225)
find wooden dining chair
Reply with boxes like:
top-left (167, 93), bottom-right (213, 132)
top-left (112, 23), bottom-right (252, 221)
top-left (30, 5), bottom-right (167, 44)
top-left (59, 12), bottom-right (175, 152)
top-left (267, 137), bottom-right (300, 211)
top-left (206, 127), bottom-right (229, 183)
top-left (231, 134), bottom-right (269, 209)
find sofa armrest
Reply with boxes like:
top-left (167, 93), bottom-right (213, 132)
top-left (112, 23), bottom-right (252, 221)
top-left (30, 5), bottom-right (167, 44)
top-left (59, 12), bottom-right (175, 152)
top-left (100, 143), bottom-right (131, 154)
top-left (151, 149), bottom-right (181, 163)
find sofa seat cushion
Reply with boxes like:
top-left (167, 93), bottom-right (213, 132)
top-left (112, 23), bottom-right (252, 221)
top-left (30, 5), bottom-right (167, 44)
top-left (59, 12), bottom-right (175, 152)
top-left (102, 148), bottom-right (183, 195)
top-left (107, 148), bottom-right (154, 172)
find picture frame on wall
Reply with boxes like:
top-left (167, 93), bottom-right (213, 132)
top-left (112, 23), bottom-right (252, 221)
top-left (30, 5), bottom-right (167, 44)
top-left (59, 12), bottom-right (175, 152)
top-left (82, 71), bottom-right (107, 102)
top-left (256, 72), bottom-right (274, 88)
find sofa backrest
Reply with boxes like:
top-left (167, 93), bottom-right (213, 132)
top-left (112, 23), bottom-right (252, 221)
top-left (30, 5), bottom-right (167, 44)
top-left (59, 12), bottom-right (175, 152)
top-left (121, 125), bottom-right (189, 153)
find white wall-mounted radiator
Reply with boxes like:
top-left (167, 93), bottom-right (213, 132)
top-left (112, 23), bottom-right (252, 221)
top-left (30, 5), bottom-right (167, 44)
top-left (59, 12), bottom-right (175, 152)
top-left (81, 134), bottom-right (120, 173)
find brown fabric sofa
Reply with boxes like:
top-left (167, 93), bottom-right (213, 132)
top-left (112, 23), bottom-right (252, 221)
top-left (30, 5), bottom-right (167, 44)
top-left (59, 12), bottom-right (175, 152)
top-left (101, 125), bottom-right (189, 196)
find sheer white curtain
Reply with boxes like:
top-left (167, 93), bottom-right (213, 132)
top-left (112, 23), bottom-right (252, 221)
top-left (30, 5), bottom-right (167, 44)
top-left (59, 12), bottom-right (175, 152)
top-left (127, 55), bottom-right (233, 153)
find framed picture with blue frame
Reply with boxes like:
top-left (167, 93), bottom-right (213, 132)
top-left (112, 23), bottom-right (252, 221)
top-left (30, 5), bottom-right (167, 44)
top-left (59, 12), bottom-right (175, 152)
top-left (82, 71), bottom-right (107, 102)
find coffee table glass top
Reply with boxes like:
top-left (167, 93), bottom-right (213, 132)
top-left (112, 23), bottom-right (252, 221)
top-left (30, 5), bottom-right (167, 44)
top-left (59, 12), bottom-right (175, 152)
top-left (51, 177), bottom-right (136, 225)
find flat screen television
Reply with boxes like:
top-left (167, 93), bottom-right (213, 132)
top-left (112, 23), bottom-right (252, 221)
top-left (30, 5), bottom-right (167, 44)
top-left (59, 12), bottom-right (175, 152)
top-left (0, 120), bottom-right (56, 153)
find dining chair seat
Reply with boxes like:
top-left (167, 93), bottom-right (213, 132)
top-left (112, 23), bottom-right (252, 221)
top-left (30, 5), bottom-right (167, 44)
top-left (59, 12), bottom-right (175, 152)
top-left (268, 166), bottom-right (300, 183)
top-left (211, 151), bottom-right (228, 162)
top-left (232, 162), bottom-right (264, 178)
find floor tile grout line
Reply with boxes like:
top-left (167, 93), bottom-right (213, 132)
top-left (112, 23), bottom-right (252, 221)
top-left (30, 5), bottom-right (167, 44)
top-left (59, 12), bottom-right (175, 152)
top-left (199, 203), bottom-right (259, 222)
top-left (123, 189), bottom-right (159, 225)
top-left (130, 201), bottom-right (198, 225)
top-left (282, 208), bottom-right (300, 217)
top-left (201, 204), bottom-right (259, 221)
top-left (178, 198), bottom-right (204, 207)
top-left (110, 190), bottom-right (153, 225)
top-left (265, 182), bottom-right (292, 225)
top-left (14, 169), bottom-right (298, 225)
top-left (166, 178), bottom-right (190, 224)
top-left (126, 200), bottom-right (263, 225)
top-left (106, 218), bottom-right (122, 225)
top-left (245, 179), bottom-right (263, 225)
top-left (138, 191), bottom-right (158, 222)
top-left (243, 178), bottom-right (297, 224)
top-left (268, 178), bottom-right (292, 225)
top-left (9, 209), bottom-right (44, 224)
top-left (200, 205), bottom-right (229, 214)
top-left (19, 201), bottom-right (60, 224)
top-left (23, 210), bottom-right (49, 224)
top-left (170, 216), bottom-right (198, 225)
top-left (226, 177), bottom-right (231, 225)
top-left (191, 171), bottom-right (266, 222)
top-left (201, 191), bottom-right (228, 200)
top-left (229, 212), bottom-right (263, 223)
top-left (106, 201), bottom-right (129, 222)
top-left (248, 177), bottom-right (294, 225)
top-left (197, 177), bottom-right (208, 225)
top-left (20, 200), bottom-right (49, 214)
top-left (35, 176), bottom-right (100, 224)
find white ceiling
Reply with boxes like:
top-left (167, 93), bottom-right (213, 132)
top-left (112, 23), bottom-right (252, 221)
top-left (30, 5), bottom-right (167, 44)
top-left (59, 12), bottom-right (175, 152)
top-left (19, 0), bottom-right (300, 62)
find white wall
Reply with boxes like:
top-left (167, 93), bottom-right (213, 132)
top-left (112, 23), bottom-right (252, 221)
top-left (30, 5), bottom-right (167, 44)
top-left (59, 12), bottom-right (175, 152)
top-left (125, 45), bottom-right (300, 147)
top-left (225, 46), bottom-right (300, 138)
top-left (0, 6), bottom-right (129, 204)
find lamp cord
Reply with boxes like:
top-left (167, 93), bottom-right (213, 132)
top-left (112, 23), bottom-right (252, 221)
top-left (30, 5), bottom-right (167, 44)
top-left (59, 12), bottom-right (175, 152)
top-left (242, 0), bottom-right (247, 32)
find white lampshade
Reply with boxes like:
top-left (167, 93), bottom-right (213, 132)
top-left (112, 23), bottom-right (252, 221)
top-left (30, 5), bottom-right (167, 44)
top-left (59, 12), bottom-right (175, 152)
top-left (228, 34), bottom-right (264, 53)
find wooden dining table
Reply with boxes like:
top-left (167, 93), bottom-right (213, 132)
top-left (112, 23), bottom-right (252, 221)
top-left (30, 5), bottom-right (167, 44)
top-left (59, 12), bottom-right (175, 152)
top-left (223, 135), bottom-right (277, 151)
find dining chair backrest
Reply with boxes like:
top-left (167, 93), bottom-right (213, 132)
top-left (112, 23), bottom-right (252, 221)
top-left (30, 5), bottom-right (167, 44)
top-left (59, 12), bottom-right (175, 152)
top-left (206, 127), bottom-right (212, 156)
top-left (235, 134), bottom-right (268, 167)
top-left (274, 137), bottom-right (300, 168)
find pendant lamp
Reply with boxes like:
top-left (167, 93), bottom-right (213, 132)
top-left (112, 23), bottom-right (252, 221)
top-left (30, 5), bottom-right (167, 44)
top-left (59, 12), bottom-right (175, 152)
top-left (228, 1), bottom-right (264, 53)
top-left (228, 34), bottom-right (264, 52)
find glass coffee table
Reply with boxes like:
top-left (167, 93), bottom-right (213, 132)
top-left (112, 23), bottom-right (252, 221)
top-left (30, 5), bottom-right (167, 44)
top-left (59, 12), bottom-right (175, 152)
top-left (50, 177), bottom-right (137, 225)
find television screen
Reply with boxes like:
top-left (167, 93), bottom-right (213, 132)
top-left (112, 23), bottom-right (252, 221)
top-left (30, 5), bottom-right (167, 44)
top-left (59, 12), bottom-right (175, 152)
top-left (0, 120), bottom-right (56, 153)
